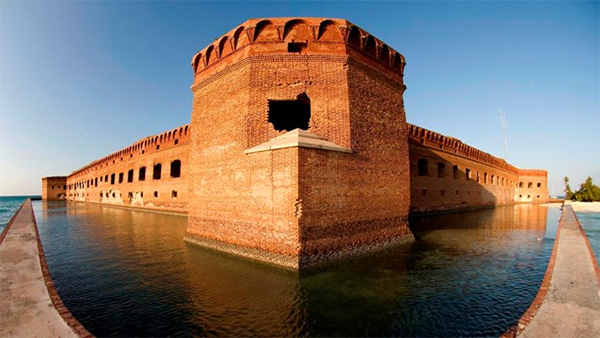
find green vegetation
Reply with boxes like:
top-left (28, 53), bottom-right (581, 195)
top-left (564, 176), bottom-right (600, 202)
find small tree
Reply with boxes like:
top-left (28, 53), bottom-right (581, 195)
top-left (572, 177), bottom-right (600, 202)
top-left (564, 176), bottom-right (574, 200)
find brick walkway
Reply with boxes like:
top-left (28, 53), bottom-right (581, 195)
top-left (517, 205), bottom-right (600, 337)
top-left (0, 199), bottom-right (91, 338)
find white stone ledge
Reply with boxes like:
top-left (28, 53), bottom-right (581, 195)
top-left (244, 129), bottom-right (352, 154)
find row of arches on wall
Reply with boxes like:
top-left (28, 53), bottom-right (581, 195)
top-left (69, 125), bottom-right (190, 179)
top-left (192, 18), bottom-right (405, 74)
top-left (69, 160), bottom-right (182, 191)
top-left (416, 158), bottom-right (517, 188)
top-left (408, 124), bottom-right (516, 174)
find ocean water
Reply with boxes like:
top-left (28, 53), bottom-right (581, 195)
top-left (576, 211), bottom-right (600, 264)
top-left (32, 201), bottom-right (560, 337)
top-left (0, 195), bottom-right (40, 232)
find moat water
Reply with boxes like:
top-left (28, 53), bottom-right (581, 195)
top-left (576, 210), bottom-right (600, 263)
top-left (30, 201), bottom-right (561, 337)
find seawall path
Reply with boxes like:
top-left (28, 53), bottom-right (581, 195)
top-left (511, 204), bottom-right (600, 337)
top-left (0, 199), bottom-right (92, 338)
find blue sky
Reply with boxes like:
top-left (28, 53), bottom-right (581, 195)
top-left (0, 1), bottom-right (598, 196)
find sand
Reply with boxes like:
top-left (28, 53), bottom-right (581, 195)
top-left (566, 201), bottom-right (600, 212)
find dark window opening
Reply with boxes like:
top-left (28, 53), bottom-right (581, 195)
top-left (139, 167), bottom-right (146, 181)
top-left (466, 168), bottom-right (471, 180)
top-left (52, 185), bottom-right (54, 189)
top-left (174, 139), bottom-right (179, 145)
top-left (170, 160), bottom-right (181, 178)
top-left (453, 165), bottom-right (460, 179)
top-left (128, 192), bottom-right (133, 199)
top-left (154, 191), bottom-right (158, 197)
top-left (422, 189), bottom-right (427, 196)
top-left (105, 175), bottom-right (108, 183)
top-left (112, 192), bottom-right (116, 198)
top-left (127, 169), bottom-right (134, 183)
top-left (418, 159), bottom-right (429, 176)
top-left (268, 93), bottom-right (311, 132)
top-left (519, 182), bottom-right (524, 188)
top-left (537, 195), bottom-right (540, 198)
top-left (172, 190), bottom-right (178, 198)
top-left (288, 42), bottom-right (307, 53)
top-left (484, 172), bottom-right (488, 184)
top-left (156, 145), bottom-right (160, 150)
top-left (437, 162), bottom-right (446, 178)
top-left (153, 164), bottom-right (162, 180)
top-left (110, 174), bottom-right (115, 185)
top-left (95, 178), bottom-right (98, 186)
top-left (100, 192), bottom-right (103, 198)
top-left (528, 182), bottom-right (533, 188)
top-left (537, 182), bottom-right (542, 188)
top-left (118, 173), bottom-right (124, 184)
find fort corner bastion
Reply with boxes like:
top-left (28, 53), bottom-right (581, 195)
top-left (42, 18), bottom-right (548, 269)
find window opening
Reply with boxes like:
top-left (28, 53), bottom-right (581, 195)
top-left (118, 173), bottom-right (124, 184)
top-left (453, 165), bottom-right (460, 179)
top-left (288, 42), bottom-right (307, 53)
top-left (110, 174), bottom-right (115, 185)
top-left (268, 93), bottom-right (311, 132)
top-left (437, 162), bottom-right (446, 178)
top-left (139, 167), bottom-right (146, 181)
top-left (172, 190), bottom-right (178, 198)
top-left (171, 160), bottom-right (181, 178)
top-left (418, 159), bottom-right (428, 176)
top-left (153, 164), bottom-right (162, 180)
top-left (127, 169), bottom-right (134, 183)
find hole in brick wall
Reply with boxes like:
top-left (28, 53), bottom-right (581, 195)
top-left (127, 169), bottom-right (134, 183)
top-left (466, 168), bottom-right (471, 180)
top-left (112, 192), bottom-right (116, 198)
top-left (142, 150), bottom-right (145, 154)
top-left (128, 192), bottom-right (133, 199)
top-left (156, 145), bottom-right (160, 150)
top-left (174, 139), bottom-right (179, 145)
top-left (537, 182), bottom-right (542, 188)
top-left (110, 174), bottom-right (115, 185)
top-left (171, 160), bottom-right (181, 178)
top-left (172, 190), bottom-right (177, 198)
top-left (527, 195), bottom-right (531, 199)
top-left (139, 167), bottom-right (146, 181)
top-left (288, 42), bottom-right (307, 53)
top-left (118, 173), bottom-right (124, 184)
top-left (519, 194), bottom-right (523, 198)
top-left (154, 191), bottom-right (158, 198)
top-left (519, 182), bottom-right (524, 188)
top-left (537, 195), bottom-right (540, 198)
top-left (453, 165), bottom-right (460, 179)
top-left (528, 182), bottom-right (533, 188)
top-left (437, 162), bottom-right (446, 178)
top-left (95, 178), bottom-right (98, 186)
top-left (418, 159), bottom-right (428, 176)
top-left (100, 192), bottom-right (103, 197)
top-left (268, 93), bottom-right (311, 132)
top-left (141, 192), bottom-right (144, 198)
top-left (130, 154), bottom-right (133, 158)
top-left (153, 164), bottom-right (162, 180)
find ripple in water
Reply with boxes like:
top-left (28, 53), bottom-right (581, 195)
top-left (33, 201), bottom-right (560, 337)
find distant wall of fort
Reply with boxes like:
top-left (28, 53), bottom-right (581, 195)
top-left (408, 124), bottom-right (549, 214)
top-left (62, 125), bottom-right (191, 213)
top-left (41, 176), bottom-right (67, 201)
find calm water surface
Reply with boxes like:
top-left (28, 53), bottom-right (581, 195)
top-left (0, 196), bottom-right (39, 232)
top-left (33, 201), bottom-right (560, 337)
top-left (576, 211), bottom-right (600, 264)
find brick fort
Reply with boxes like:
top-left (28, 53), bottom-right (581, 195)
top-left (42, 18), bottom-right (549, 269)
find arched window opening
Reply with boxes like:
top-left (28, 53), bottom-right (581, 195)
top-left (174, 139), bottom-right (179, 145)
top-left (437, 162), bottom-right (446, 178)
top-left (484, 172), bottom-right (488, 184)
top-left (118, 173), bottom-right (124, 184)
top-left (268, 93), bottom-right (311, 132)
top-left (453, 165), bottom-right (460, 179)
top-left (172, 190), bottom-right (178, 198)
top-left (418, 159), bottom-right (429, 176)
top-left (466, 168), bottom-right (471, 180)
top-left (139, 167), bottom-right (146, 181)
top-left (171, 160), bottom-right (181, 178)
top-left (95, 178), bottom-right (98, 186)
top-left (537, 182), bottom-right (542, 188)
top-left (153, 163), bottom-right (162, 180)
top-left (154, 191), bottom-right (158, 197)
top-left (519, 182), bottom-right (524, 188)
top-left (528, 182), bottom-right (533, 188)
top-left (127, 169), bottom-right (134, 183)
top-left (110, 174), bottom-right (115, 185)
top-left (491, 175), bottom-right (495, 185)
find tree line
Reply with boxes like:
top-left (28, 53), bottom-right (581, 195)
top-left (564, 176), bottom-right (600, 202)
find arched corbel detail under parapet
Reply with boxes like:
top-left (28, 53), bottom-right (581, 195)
top-left (338, 25), bottom-right (350, 43)
top-left (318, 20), bottom-right (338, 41)
top-left (191, 52), bottom-right (202, 73)
top-left (275, 24), bottom-right (285, 41)
top-left (374, 39), bottom-right (384, 59)
top-left (360, 33), bottom-right (370, 51)
top-left (244, 25), bottom-right (256, 43)
top-left (347, 25), bottom-right (362, 49)
top-left (283, 19), bottom-right (307, 41)
top-left (204, 45), bottom-right (215, 66)
top-left (254, 20), bottom-right (274, 41)
top-left (218, 35), bottom-right (232, 58)
top-left (309, 24), bottom-right (319, 41)
top-left (232, 26), bottom-right (246, 50)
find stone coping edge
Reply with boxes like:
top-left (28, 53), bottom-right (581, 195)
top-left (28, 199), bottom-right (95, 338)
top-left (571, 209), bottom-right (600, 286)
top-left (499, 203), bottom-right (564, 338)
top-left (0, 199), bottom-right (27, 246)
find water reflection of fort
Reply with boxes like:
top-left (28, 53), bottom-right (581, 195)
top-left (36, 201), bottom-right (554, 337)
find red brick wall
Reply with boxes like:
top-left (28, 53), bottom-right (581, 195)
top-left (65, 125), bottom-right (190, 213)
top-left (41, 177), bottom-right (67, 200)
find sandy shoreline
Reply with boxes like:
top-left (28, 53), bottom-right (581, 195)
top-left (566, 201), bottom-right (600, 212)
